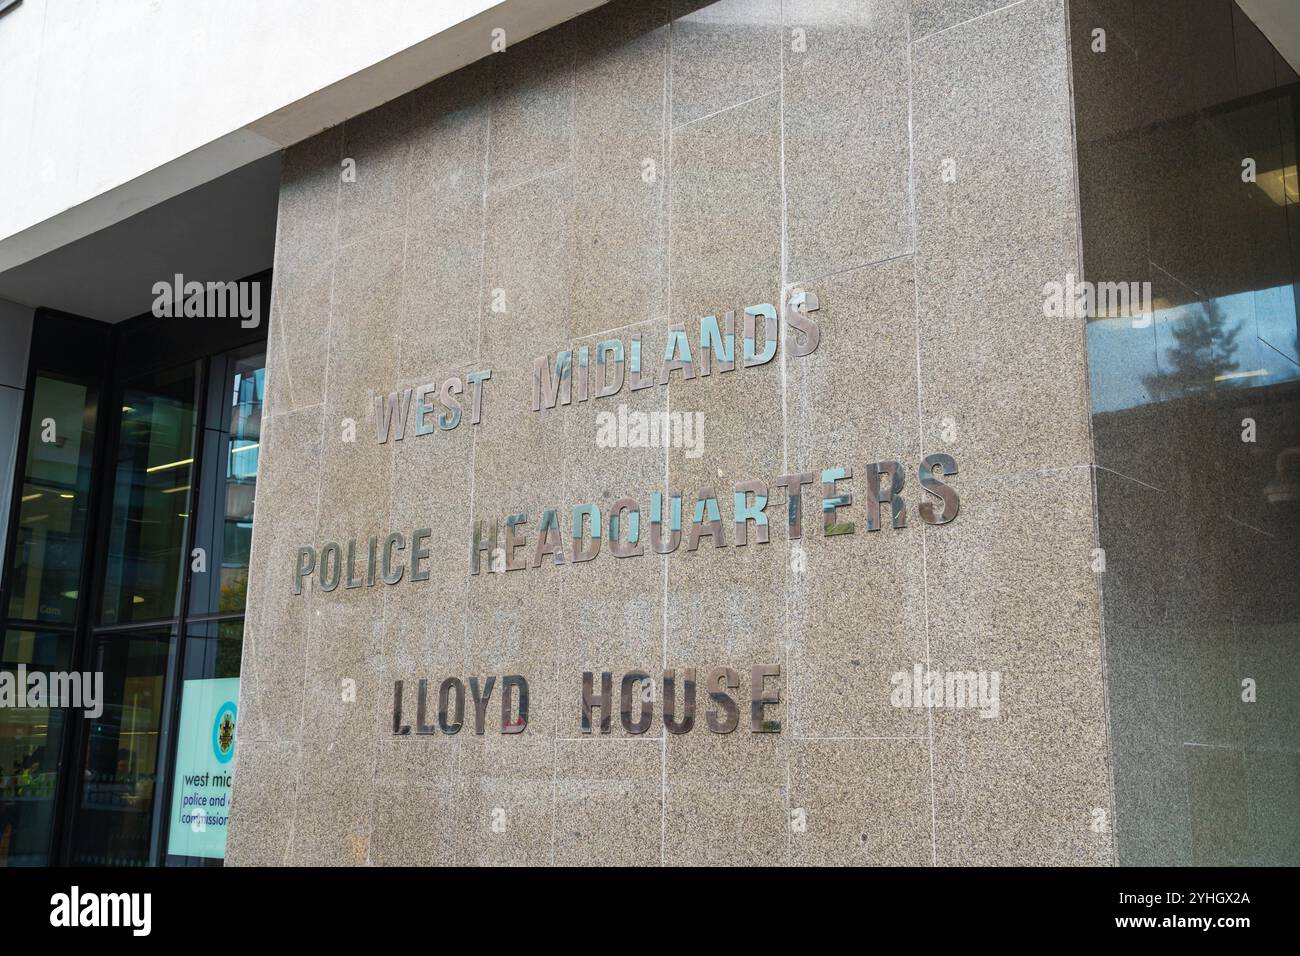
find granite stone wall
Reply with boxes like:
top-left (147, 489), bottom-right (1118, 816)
top-left (227, 0), bottom-right (1113, 866)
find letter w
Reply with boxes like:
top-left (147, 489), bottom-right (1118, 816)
top-left (374, 389), bottom-right (413, 443)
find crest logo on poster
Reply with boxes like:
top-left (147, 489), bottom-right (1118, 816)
top-left (212, 702), bottom-right (237, 763)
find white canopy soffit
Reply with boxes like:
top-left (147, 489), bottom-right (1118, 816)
top-left (0, 0), bottom-right (608, 276)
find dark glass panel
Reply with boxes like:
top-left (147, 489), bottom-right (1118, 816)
top-left (4, 376), bottom-right (99, 625)
top-left (69, 627), bottom-right (173, 866)
top-left (1076, 0), bottom-right (1300, 865)
top-left (181, 618), bottom-right (244, 683)
top-left (189, 348), bottom-right (263, 617)
top-left (99, 363), bottom-right (200, 626)
top-left (0, 629), bottom-right (73, 865)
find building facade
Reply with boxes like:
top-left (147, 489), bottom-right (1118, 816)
top-left (0, 0), bottom-right (1296, 867)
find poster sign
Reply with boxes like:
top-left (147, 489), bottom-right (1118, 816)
top-left (166, 677), bottom-right (239, 859)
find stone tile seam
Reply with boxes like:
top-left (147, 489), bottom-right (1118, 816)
top-left (1092, 464), bottom-right (1297, 541)
top-left (670, 89), bottom-right (779, 133)
top-left (1226, 515), bottom-right (1278, 539)
top-left (1259, 335), bottom-right (1300, 371)
top-left (893, 0), bottom-right (931, 847)
top-left (660, 5), bottom-right (674, 867)
top-left (552, 11), bottom-right (583, 869)
top-left (902, 4), bottom-right (941, 867)
top-left (910, 0), bottom-right (1033, 46)
top-left (460, 41), bottom-right (494, 819)
top-left (1150, 257), bottom-right (1203, 301)
top-left (1093, 463), bottom-right (1163, 493)
top-left (779, 0), bottom-right (792, 866)
top-left (483, 161), bottom-right (572, 202)
top-left (283, 225), bottom-right (921, 375)
top-left (378, 108), bottom-right (419, 864)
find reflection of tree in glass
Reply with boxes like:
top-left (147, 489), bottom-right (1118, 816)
top-left (216, 623), bottom-right (243, 678)
top-left (1144, 299), bottom-right (1239, 400)
top-left (220, 573), bottom-right (247, 614)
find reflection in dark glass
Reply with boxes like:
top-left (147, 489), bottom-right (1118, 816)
top-left (0, 629), bottom-right (72, 865)
top-left (1074, 0), bottom-right (1300, 865)
top-left (70, 628), bottom-right (173, 866)
top-left (189, 349), bottom-right (263, 617)
top-left (181, 619), bottom-right (243, 683)
top-left (1145, 299), bottom-right (1242, 401)
top-left (4, 377), bottom-right (99, 624)
top-left (99, 363), bottom-right (199, 626)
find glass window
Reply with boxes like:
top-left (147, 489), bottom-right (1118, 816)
top-left (0, 628), bottom-right (73, 865)
top-left (99, 363), bottom-right (200, 626)
top-left (181, 619), bottom-right (244, 684)
top-left (189, 349), bottom-right (264, 617)
top-left (4, 376), bottom-right (99, 625)
top-left (1075, 9), bottom-right (1300, 865)
top-left (68, 627), bottom-right (174, 866)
